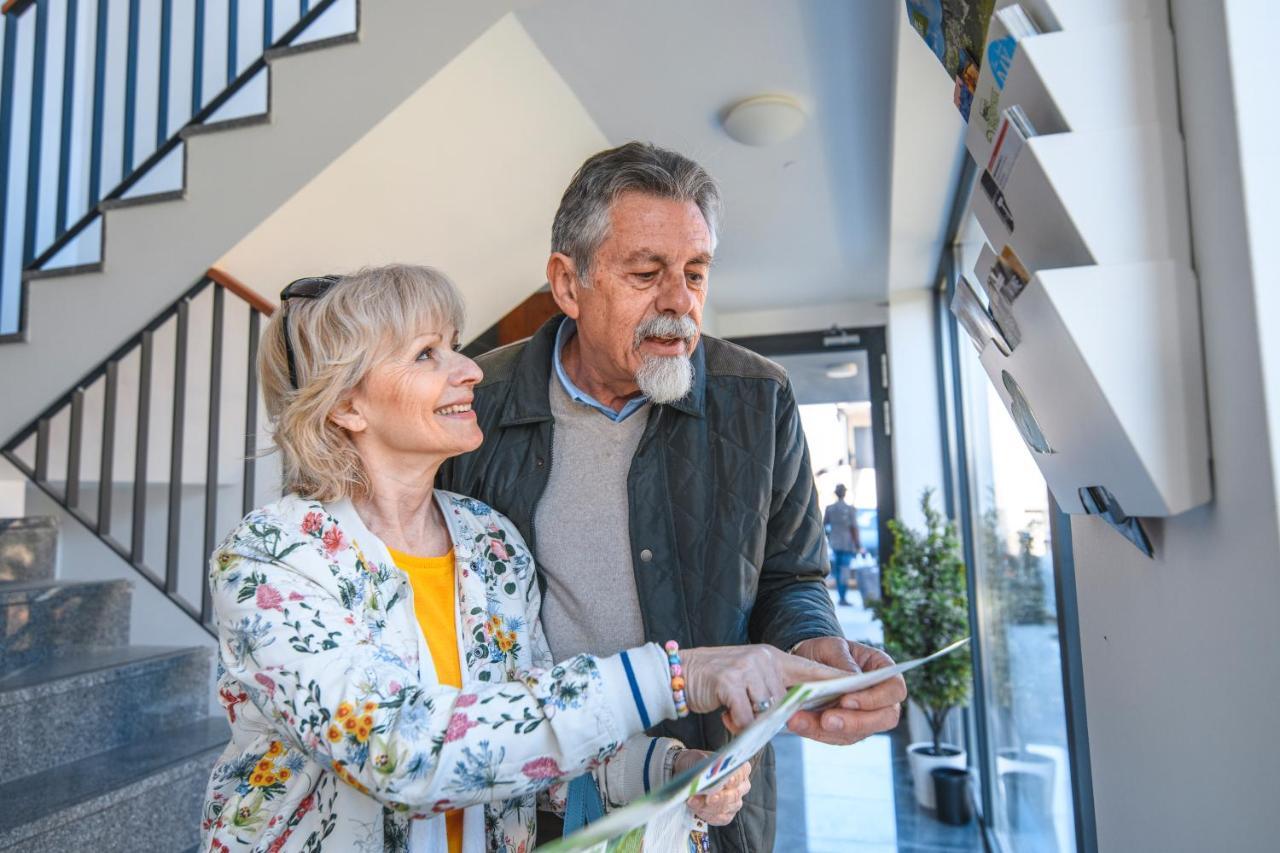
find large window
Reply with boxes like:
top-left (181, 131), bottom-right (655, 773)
top-left (957, 332), bottom-right (1077, 853)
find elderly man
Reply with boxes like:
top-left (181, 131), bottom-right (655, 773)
top-left (439, 142), bottom-right (906, 852)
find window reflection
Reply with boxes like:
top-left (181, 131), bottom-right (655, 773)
top-left (959, 340), bottom-right (1076, 853)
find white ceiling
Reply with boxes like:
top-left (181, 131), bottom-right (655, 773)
top-left (516, 0), bottom-right (900, 316)
top-left (219, 2), bottom-right (965, 334)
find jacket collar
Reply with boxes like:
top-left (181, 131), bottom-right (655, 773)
top-left (497, 313), bottom-right (706, 425)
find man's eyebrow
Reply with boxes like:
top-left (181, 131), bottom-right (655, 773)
top-left (688, 253), bottom-right (713, 266)
top-left (621, 249), bottom-right (667, 264)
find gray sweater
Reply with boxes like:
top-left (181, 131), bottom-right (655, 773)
top-left (533, 375), bottom-right (651, 661)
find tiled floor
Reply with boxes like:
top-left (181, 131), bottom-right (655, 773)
top-left (771, 590), bottom-right (985, 852)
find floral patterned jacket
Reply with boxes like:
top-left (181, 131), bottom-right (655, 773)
top-left (201, 491), bottom-right (678, 852)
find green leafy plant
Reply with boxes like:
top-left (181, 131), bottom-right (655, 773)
top-left (872, 488), bottom-right (972, 755)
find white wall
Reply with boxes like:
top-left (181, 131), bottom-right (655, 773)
top-left (886, 1), bottom-right (968, 295)
top-left (0, 461), bottom-right (25, 517)
top-left (713, 299), bottom-right (888, 338)
top-left (1068, 2), bottom-right (1280, 850)
top-left (887, 288), bottom-right (945, 531)
top-left (1230, 3), bottom-right (1280, 533)
top-left (216, 15), bottom-right (609, 343)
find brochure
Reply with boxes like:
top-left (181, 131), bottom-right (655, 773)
top-left (980, 105), bottom-right (1037, 235)
top-left (903, 0), bottom-right (997, 121)
top-left (984, 244), bottom-right (1032, 351)
top-left (969, 4), bottom-right (1043, 150)
top-left (537, 638), bottom-right (971, 853)
top-left (952, 274), bottom-right (1010, 356)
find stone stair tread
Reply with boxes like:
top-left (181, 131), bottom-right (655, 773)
top-left (0, 644), bottom-right (203, 696)
top-left (0, 576), bottom-right (130, 600)
top-left (0, 716), bottom-right (228, 838)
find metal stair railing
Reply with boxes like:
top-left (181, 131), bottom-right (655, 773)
top-left (2, 268), bottom-right (276, 633)
top-left (0, 0), bottom-right (352, 340)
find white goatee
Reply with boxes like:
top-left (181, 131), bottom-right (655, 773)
top-left (633, 313), bottom-right (698, 404)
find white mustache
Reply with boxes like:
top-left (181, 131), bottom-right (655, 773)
top-left (634, 314), bottom-right (698, 350)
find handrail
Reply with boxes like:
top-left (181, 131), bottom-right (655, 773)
top-left (2, 272), bottom-right (275, 634)
top-left (208, 267), bottom-right (277, 316)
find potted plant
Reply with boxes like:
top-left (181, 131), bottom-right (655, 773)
top-left (872, 488), bottom-right (972, 810)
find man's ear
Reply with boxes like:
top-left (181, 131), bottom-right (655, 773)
top-left (546, 253), bottom-right (582, 320)
top-left (328, 393), bottom-right (367, 434)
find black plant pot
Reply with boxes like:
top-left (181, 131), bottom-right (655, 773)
top-left (931, 767), bottom-right (973, 826)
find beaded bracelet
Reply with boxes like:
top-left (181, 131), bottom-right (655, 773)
top-left (665, 640), bottom-right (689, 718)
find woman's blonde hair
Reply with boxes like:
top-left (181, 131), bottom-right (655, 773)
top-left (260, 263), bottom-right (466, 502)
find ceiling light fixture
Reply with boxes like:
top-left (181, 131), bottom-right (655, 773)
top-left (825, 362), bottom-right (860, 380)
top-left (722, 95), bottom-right (807, 147)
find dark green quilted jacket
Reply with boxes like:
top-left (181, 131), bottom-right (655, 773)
top-left (438, 316), bottom-right (843, 853)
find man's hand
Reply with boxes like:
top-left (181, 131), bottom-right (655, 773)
top-left (673, 750), bottom-right (751, 826)
top-left (786, 638), bottom-right (906, 745)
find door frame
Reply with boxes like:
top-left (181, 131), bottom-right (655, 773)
top-left (727, 325), bottom-right (898, 570)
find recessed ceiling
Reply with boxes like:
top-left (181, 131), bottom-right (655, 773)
top-left (517, 0), bottom-right (898, 317)
top-left (774, 349), bottom-right (872, 406)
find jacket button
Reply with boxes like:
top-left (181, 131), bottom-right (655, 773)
top-left (639, 548), bottom-right (653, 563)
top-left (536, 458), bottom-right (545, 468)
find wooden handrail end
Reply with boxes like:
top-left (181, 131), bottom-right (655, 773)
top-left (207, 267), bottom-right (277, 316)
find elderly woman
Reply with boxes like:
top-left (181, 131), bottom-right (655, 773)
top-left (201, 265), bottom-right (841, 853)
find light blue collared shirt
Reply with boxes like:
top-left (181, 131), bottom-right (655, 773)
top-left (552, 318), bottom-right (649, 422)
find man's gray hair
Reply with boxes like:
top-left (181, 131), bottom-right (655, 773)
top-left (551, 141), bottom-right (723, 284)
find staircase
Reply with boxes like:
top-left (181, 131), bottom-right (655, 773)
top-left (0, 516), bottom-right (226, 852)
top-left (0, 0), bottom-right (518, 442)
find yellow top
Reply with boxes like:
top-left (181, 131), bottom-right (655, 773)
top-left (387, 546), bottom-right (463, 853)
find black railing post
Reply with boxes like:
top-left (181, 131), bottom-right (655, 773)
top-left (122, 0), bottom-right (141, 175)
top-left (34, 417), bottom-right (50, 485)
top-left (226, 0), bottom-right (239, 86)
top-left (98, 359), bottom-right (118, 534)
top-left (165, 298), bottom-right (189, 596)
top-left (56, 0), bottom-right (80, 236)
top-left (243, 308), bottom-right (260, 515)
top-left (191, 0), bottom-right (205, 115)
top-left (131, 330), bottom-right (153, 565)
top-left (264, 0), bottom-right (274, 50)
top-left (0, 16), bottom-right (19, 334)
top-left (201, 286), bottom-right (224, 625)
top-left (66, 388), bottom-right (84, 508)
top-left (156, 0), bottom-right (173, 148)
top-left (23, 0), bottom-right (49, 265)
top-left (88, 0), bottom-right (108, 207)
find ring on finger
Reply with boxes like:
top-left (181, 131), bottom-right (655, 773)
top-left (754, 697), bottom-right (773, 713)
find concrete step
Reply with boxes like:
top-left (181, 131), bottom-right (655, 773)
top-left (0, 645), bottom-right (213, 785)
top-left (0, 578), bottom-right (131, 671)
top-left (0, 716), bottom-right (228, 852)
top-left (0, 517), bottom-right (57, 583)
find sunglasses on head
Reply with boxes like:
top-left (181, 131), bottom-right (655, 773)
top-left (279, 275), bottom-right (342, 390)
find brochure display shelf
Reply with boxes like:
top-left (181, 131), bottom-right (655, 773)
top-left (957, 0), bottom-right (1212, 526)
top-left (971, 123), bottom-right (1191, 274)
top-left (966, 15), bottom-right (1179, 169)
top-left (1005, 0), bottom-right (1167, 33)
top-left (970, 256), bottom-right (1210, 518)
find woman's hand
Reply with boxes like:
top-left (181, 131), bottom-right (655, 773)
top-left (672, 750), bottom-right (752, 826)
top-left (681, 645), bottom-right (847, 729)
